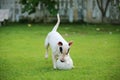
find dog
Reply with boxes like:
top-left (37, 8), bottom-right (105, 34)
top-left (45, 13), bottom-right (73, 69)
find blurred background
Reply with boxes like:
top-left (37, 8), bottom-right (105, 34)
top-left (0, 0), bottom-right (120, 24)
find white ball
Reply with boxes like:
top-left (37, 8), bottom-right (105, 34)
top-left (56, 56), bottom-right (73, 70)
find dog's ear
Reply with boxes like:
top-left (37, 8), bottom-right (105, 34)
top-left (68, 41), bottom-right (73, 46)
top-left (58, 41), bottom-right (63, 46)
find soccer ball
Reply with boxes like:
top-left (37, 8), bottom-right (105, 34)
top-left (56, 55), bottom-right (74, 70)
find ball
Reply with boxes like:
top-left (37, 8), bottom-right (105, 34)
top-left (56, 56), bottom-right (74, 70)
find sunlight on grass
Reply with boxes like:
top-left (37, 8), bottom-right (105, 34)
top-left (0, 23), bottom-right (120, 80)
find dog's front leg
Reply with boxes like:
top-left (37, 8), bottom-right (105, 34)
top-left (45, 45), bottom-right (49, 58)
top-left (52, 54), bottom-right (57, 69)
top-left (45, 38), bottom-right (49, 58)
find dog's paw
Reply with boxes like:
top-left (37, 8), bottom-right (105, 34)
top-left (53, 67), bottom-right (57, 69)
top-left (53, 65), bottom-right (57, 69)
top-left (45, 53), bottom-right (48, 59)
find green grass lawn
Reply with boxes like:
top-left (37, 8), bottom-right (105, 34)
top-left (0, 23), bottom-right (120, 80)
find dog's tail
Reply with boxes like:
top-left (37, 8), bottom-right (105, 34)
top-left (52, 13), bottom-right (60, 32)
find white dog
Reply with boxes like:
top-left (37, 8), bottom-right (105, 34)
top-left (45, 14), bottom-right (74, 69)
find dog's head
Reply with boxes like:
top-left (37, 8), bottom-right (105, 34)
top-left (58, 41), bottom-right (73, 62)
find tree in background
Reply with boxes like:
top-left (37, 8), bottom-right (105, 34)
top-left (110, 0), bottom-right (120, 23)
top-left (96, 0), bottom-right (110, 22)
top-left (20, 0), bottom-right (58, 15)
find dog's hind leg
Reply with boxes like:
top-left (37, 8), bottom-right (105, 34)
top-left (45, 38), bottom-right (49, 58)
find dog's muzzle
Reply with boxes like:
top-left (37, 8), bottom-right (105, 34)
top-left (60, 59), bottom-right (65, 62)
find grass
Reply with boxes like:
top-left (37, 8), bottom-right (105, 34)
top-left (0, 23), bottom-right (120, 80)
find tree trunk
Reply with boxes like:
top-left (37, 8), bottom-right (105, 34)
top-left (96, 0), bottom-right (110, 23)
